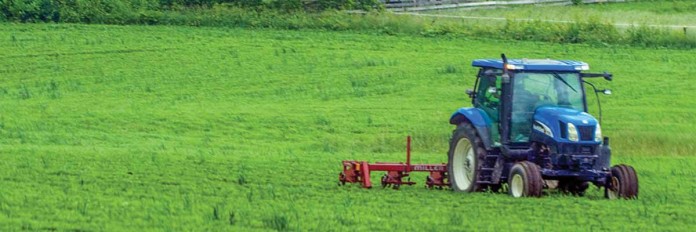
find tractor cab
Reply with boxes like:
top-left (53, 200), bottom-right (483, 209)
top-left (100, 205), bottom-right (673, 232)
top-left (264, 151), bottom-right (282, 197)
top-left (468, 59), bottom-right (600, 147)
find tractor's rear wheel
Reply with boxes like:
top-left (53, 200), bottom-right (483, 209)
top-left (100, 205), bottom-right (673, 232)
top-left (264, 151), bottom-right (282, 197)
top-left (605, 164), bottom-right (639, 199)
top-left (508, 161), bottom-right (543, 198)
top-left (448, 122), bottom-right (485, 192)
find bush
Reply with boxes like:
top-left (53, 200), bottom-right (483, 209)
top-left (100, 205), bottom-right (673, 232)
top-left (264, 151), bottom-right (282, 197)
top-left (229, 0), bottom-right (264, 8)
top-left (355, 0), bottom-right (384, 11)
top-left (269, 0), bottom-right (302, 12)
top-left (0, 0), bottom-right (60, 22)
top-left (308, 0), bottom-right (383, 11)
top-left (567, 18), bottom-right (620, 44)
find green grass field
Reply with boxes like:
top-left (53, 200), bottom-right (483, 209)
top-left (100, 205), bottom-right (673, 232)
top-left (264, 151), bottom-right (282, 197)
top-left (428, 0), bottom-right (696, 27)
top-left (1, 22), bottom-right (695, 231)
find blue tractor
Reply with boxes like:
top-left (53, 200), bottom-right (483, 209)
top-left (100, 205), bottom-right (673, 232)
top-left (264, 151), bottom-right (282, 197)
top-left (448, 54), bottom-right (638, 199)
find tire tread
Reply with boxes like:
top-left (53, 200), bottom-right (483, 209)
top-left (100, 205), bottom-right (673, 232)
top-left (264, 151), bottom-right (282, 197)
top-left (608, 164), bottom-right (639, 199)
top-left (509, 161), bottom-right (543, 198)
top-left (448, 122), bottom-right (486, 192)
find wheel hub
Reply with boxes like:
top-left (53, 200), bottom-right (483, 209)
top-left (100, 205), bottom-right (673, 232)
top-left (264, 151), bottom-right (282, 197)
top-left (511, 174), bottom-right (524, 197)
top-left (607, 176), bottom-right (620, 199)
top-left (452, 138), bottom-right (474, 190)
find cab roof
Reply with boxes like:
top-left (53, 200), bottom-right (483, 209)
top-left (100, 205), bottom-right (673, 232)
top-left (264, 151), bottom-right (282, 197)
top-left (472, 59), bottom-right (589, 71)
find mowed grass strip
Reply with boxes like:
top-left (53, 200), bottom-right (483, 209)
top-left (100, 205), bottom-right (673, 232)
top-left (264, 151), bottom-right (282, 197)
top-left (430, 0), bottom-right (696, 27)
top-left (0, 23), bottom-right (694, 230)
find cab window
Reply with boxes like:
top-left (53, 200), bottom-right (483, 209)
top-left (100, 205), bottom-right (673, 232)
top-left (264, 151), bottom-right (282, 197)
top-left (474, 69), bottom-right (502, 145)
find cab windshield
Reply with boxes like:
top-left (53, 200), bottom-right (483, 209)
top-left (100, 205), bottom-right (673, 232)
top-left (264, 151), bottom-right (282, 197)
top-left (510, 72), bottom-right (585, 142)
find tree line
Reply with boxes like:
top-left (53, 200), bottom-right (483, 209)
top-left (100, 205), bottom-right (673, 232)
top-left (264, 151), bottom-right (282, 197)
top-left (0, 0), bottom-right (384, 23)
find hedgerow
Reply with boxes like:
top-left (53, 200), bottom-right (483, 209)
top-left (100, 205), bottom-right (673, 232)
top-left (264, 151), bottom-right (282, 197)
top-left (0, 0), bottom-right (693, 49)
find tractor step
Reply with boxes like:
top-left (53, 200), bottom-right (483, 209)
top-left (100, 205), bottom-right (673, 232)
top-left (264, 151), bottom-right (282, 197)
top-left (476, 154), bottom-right (503, 185)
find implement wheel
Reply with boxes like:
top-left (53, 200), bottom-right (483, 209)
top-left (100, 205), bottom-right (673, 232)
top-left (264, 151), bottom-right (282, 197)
top-left (605, 164), bottom-right (639, 199)
top-left (508, 161), bottom-right (543, 198)
top-left (448, 122), bottom-right (484, 192)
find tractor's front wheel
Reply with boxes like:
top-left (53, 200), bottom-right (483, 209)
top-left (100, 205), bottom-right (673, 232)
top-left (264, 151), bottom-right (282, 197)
top-left (508, 161), bottom-right (543, 198)
top-left (448, 122), bottom-right (485, 192)
top-left (605, 164), bottom-right (639, 199)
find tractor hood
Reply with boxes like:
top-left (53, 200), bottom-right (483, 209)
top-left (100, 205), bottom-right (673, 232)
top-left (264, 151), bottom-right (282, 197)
top-left (532, 106), bottom-right (600, 144)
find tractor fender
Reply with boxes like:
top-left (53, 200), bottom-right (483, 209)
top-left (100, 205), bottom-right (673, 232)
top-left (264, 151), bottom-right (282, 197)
top-left (449, 107), bottom-right (494, 150)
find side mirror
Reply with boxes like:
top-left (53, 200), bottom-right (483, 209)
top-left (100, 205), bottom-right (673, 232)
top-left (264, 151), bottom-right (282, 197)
top-left (466, 89), bottom-right (474, 98)
top-left (596, 89), bottom-right (611, 95)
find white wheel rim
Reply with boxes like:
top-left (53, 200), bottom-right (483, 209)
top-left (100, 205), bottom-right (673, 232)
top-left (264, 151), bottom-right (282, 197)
top-left (607, 177), bottom-right (619, 199)
top-left (452, 138), bottom-right (474, 190)
top-left (511, 174), bottom-right (524, 198)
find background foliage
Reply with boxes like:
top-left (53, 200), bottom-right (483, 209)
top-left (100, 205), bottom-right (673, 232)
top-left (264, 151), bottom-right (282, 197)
top-left (1, 0), bottom-right (694, 49)
top-left (0, 0), bottom-right (384, 22)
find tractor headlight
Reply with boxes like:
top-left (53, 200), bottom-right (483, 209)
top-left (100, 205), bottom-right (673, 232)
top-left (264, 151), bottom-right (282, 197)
top-left (595, 124), bottom-right (602, 142)
top-left (567, 123), bottom-right (579, 142)
top-left (533, 121), bottom-right (553, 137)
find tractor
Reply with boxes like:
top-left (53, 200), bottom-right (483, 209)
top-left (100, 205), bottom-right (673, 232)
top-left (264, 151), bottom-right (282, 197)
top-left (448, 54), bottom-right (638, 198)
top-left (338, 54), bottom-right (638, 199)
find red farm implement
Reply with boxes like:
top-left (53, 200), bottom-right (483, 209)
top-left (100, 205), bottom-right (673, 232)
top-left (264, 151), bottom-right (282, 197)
top-left (338, 136), bottom-right (449, 189)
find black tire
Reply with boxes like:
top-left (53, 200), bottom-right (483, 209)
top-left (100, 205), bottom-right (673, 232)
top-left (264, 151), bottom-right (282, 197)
top-left (508, 161), bottom-right (543, 198)
top-left (624, 165), bottom-right (639, 197)
top-left (338, 173), bottom-right (346, 186)
top-left (448, 122), bottom-right (485, 192)
top-left (605, 164), bottom-right (639, 199)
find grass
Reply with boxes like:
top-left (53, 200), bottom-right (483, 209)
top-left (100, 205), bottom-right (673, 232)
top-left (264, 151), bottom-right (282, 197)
top-left (429, 0), bottom-right (696, 27)
top-left (0, 22), bottom-right (694, 230)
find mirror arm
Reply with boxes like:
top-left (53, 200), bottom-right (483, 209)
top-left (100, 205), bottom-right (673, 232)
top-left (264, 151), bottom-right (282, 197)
top-left (583, 80), bottom-right (603, 125)
top-left (581, 72), bottom-right (613, 81)
top-left (466, 89), bottom-right (475, 99)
